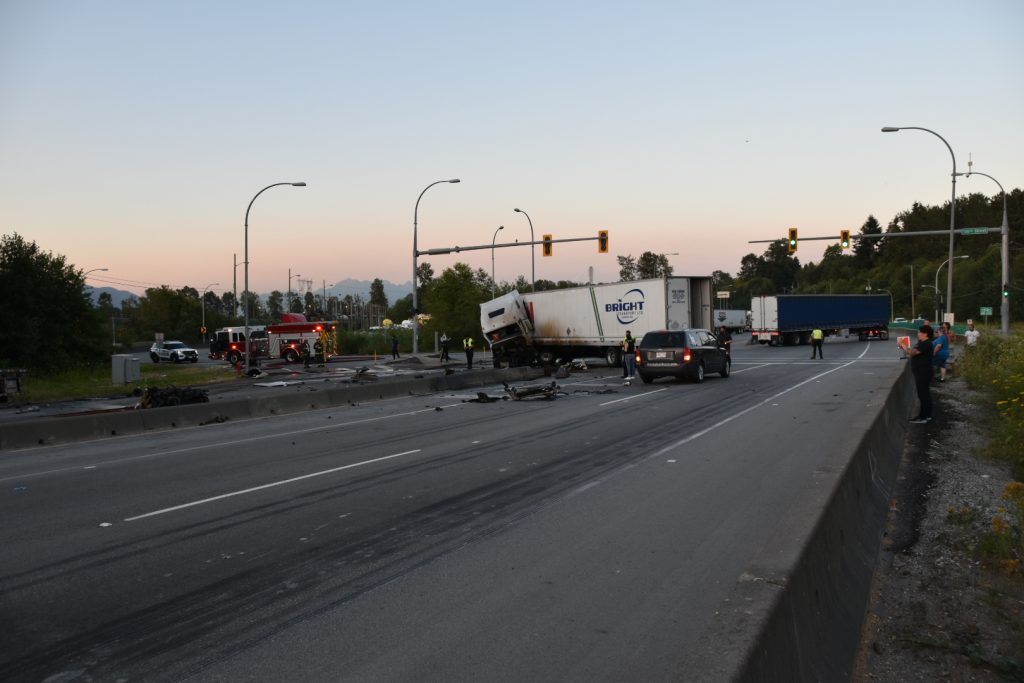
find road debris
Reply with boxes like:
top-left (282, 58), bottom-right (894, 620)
top-left (137, 386), bottom-right (209, 409)
top-left (503, 381), bottom-right (559, 401)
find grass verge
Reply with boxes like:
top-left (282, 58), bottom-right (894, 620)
top-left (9, 363), bottom-right (238, 404)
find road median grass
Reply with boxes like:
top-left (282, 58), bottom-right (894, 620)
top-left (10, 363), bottom-right (238, 404)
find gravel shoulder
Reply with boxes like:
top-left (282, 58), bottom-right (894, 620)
top-left (854, 374), bottom-right (1024, 681)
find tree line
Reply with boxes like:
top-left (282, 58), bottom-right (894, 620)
top-left (2, 188), bottom-right (1019, 372)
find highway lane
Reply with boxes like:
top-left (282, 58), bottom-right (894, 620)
top-left (0, 336), bottom-right (907, 681)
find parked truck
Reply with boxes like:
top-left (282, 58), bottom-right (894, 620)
top-left (750, 294), bottom-right (890, 346)
top-left (713, 308), bottom-right (750, 332)
top-left (480, 276), bottom-right (714, 367)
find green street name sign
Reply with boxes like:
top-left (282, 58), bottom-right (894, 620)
top-left (980, 306), bottom-right (993, 316)
top-left (960, 228), bottom-right (989, 235)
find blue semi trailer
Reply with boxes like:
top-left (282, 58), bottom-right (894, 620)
top-left (750, 295), bottom-right (891, 346)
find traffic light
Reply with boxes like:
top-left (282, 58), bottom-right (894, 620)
top-left (542, 234), bottom-right (553, 257)
top-left (787, 228), bottom-right (798, 253)
top-left (1004, 283), bottom-right (1010, 298)
top-left (598, 230), bottom-right (609, 253)
top-left (840, 230), bottom-right (851, 249)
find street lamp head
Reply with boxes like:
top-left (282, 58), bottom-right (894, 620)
top-left (291, 182), bottom-right (307, 187)
top-left (514, 208), bottom-right (521, 213)
top-left (881, 127), bottom-right (901, 133)
top-left (448, 179), bottom-right (460, 184)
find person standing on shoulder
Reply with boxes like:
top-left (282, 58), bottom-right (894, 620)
top-left (622, 331), bottom-right (636, 380)
top-left (391, 333), bottom-right (400, 360)
top-left (964, 321), bottom-right (980, 348)
top-left (463, 336), bottom-right (474, 370)
top-left (901, 324), bottom-right (935, 423)
top-left (932, 323), bottom-right (950, 382)
top-left (810, 327), bottom-right (824, 359)
top-left (440, 332), bottom-right (451, 362)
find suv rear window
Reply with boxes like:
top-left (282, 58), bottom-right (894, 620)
top-left (639, 332), bottom-right (686, 348)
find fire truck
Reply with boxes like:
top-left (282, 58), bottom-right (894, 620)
top-left (208, 325), bottom-right (267, 364)
top-left (256, 319), bottom-right (339, 363)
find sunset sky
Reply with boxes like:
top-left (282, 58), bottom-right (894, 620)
top-left (2, 1), bottom-right (1021, 299)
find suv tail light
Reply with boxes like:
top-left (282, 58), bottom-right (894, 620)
top-left (682, 348), bottom-right (692, 362)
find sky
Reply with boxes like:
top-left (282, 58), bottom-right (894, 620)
top-left (2, 1), bottom-right (1022, 300)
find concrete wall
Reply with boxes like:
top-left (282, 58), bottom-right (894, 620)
top-left (737, 364), bottom-right (914, 681)
top-left (1, 367), bottom-right (542, 451)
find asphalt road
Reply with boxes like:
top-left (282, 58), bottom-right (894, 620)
top-left (0, 335), bottom-right (907, 681)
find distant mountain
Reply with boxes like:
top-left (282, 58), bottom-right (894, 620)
top-left (88, 287), bottom-right (139, 308)
top-left (324, 278), bottom-right (412, 305)
top-left (87, 279), bottom-right (413, 308)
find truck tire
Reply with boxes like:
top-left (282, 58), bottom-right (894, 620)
top-left (605, 346), bottom-right (621, 368)
top-left (150, 353), bottom-right (160, 363)
top-left (285, 349), bottom-right (300, 363)
top-left (538, 350), bottom-right (555, 366)
top-left (227, 351), bottom-right (241, 365)
top-left (880, 329), bottom-right (889, 341)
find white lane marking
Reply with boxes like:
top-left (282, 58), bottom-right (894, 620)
top-left (123, 449), bottom-right (422, 522)
top-left (647, 359), bottom-right (857, 459)
top-left (600, 387), bottom-right (669, 406)
top-left (0, 403), bottom-right (465, 484)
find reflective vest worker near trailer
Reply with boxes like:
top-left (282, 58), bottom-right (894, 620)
top-left (463, 337), bottom-right (474, 370)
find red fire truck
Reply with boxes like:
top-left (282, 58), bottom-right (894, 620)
top-left (258, 319), bottom-right (338, 363)
top-left (208, 325), bottom-right (267, 364)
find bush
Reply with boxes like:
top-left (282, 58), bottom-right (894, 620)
top-left (959, 331), bottom-right (1024, 479)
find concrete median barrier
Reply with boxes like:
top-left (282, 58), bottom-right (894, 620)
top-left (684, 362), bottom-right (914, 681)
top-left (0, 366), bottom-right (542, 451)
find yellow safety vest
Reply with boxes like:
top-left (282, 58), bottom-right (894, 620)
top-left (812, 329), bottom-right (824, 340)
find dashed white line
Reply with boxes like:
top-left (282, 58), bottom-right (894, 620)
top-left (123, 449), bottom-right (423, 522)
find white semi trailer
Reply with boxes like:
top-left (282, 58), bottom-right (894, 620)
top-left (480, 276), bottom-right (714, 367)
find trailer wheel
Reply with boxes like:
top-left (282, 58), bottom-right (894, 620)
top-left (605, 346), bottom-right (621, 368)
top-left (538, 350), bottom-right (555, 366)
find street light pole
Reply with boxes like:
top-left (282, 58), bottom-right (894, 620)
top-left (322, 280), bottom-right (334, 317)
top-left (201, 282), bottom-right (219, 336)
top-left (244, 181), bottom-right (306, 374)
top-left (960, 167), bottom-right (1010, 335)
top-left (882, 126), bottom-right (957, 322)
top-left (288, 269), bottom-right (301, 314)
top-left (412, 178), bottom-right (460, 354)
top-left (934, 255), bottom-right (969, 323)
top-left (491, 225), bottom-right (504, 298)
top-left (513, 208), bottom-right (535, 291)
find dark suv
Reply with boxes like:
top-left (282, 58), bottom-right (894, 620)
top-left (636, 329), bottom-right (730, 384)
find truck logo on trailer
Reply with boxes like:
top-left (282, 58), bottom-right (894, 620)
top-left (606, 288), bottom-right (645, 324)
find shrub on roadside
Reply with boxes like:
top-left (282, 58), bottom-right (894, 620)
top-left (959, 333), bottom-right (1024, 480)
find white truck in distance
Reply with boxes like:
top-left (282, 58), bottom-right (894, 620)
top-left (480, 276), bottom-right (714, 367)
top-left (713, 308), bottom-right (750, 332)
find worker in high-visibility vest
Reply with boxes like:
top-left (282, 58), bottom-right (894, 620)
top-left (810, 328), bottom-right (824, 359)
top-left (463, 336), bottom-right (474, 370)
